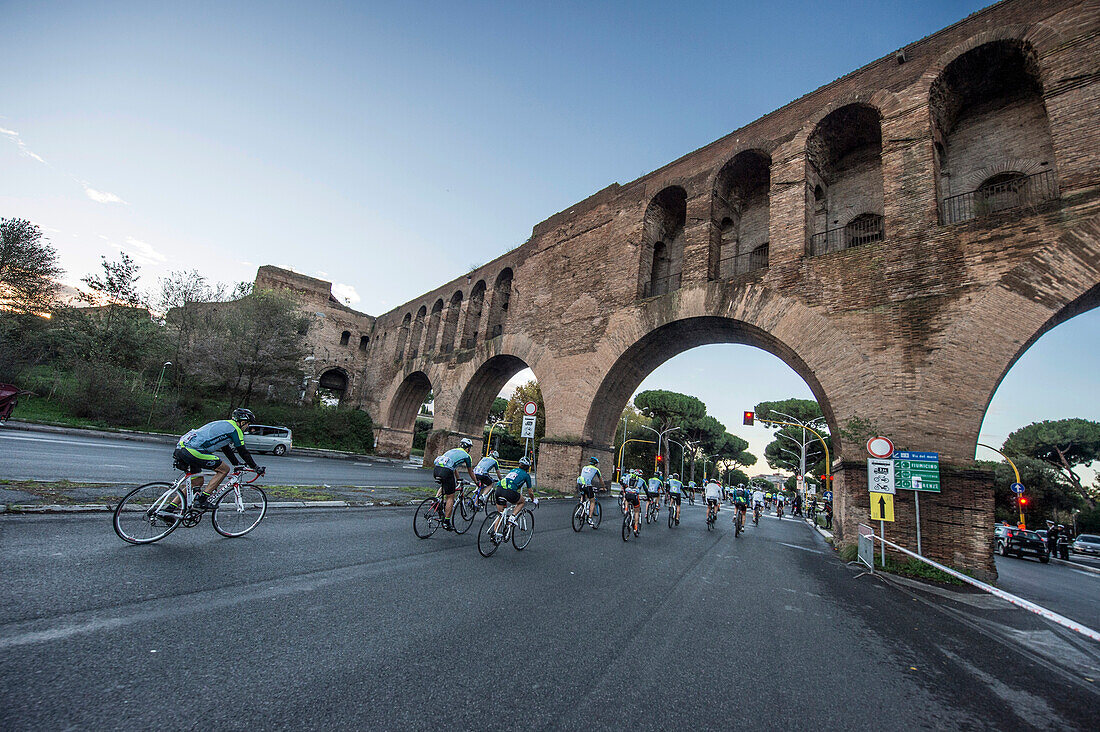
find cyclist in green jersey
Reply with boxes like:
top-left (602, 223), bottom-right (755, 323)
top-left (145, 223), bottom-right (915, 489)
top-left (433, 438), bottom-right (478, 531)
top-left (489, 456), bottom-right (539, 540)
top-left (576, 457), bottom-right (604, 528)
top-left (667, 473), bottom-right (684, 525)
top-left (174, 408), bottom-right (265, 509)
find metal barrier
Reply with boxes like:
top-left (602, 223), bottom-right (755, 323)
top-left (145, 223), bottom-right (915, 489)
top-left (857, 523), bottom-right (1100, 643)
top-left (641, 272), bottom-right (681, 298)
top-left (717, 244), bottom-right (769, 278)
top-left (940, 169), bottom-right (1058, 225)
top-left (809, 215), bottom-right (883, 256)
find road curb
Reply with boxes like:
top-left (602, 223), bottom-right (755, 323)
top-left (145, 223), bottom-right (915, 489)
top-left (1051, 556), bottom-right (1100, 576)
top-left (804, 517), bottom-right (834, 543)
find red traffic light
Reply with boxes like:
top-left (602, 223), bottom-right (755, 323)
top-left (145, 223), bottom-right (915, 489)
top-left (656, 455), bottom-right (663, 463)
top-left (1019, 496), bottom-right (1029, 506)
top-left (743, 411), bottom-right (754, 426)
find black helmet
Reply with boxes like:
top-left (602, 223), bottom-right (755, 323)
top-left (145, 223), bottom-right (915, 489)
top-left (232, 407), bottom-right (255, 423)
top-left (589, 456), bottom-right (599, 465)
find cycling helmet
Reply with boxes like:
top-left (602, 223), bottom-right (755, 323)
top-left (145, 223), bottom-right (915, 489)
top-left (459, 437), bottom-right (473, 450)
top-left (231, 407), bottom-right (255, 423)
top-left (489, 450), bottom-right (499, 459)
top-left (518, 456), bottom-right (532, 468)
top-left (672, 473), bottom-right (679, 479)
top-left (589, 456), bottom-right (599, 465)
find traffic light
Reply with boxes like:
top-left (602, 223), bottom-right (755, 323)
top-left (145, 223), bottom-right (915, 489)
top-left (656, 455), bottom-right (663, 464)
top-left (1019, 495), bottom-right (1029, 507)
top-left (743, 411), bottom-right (754, 426)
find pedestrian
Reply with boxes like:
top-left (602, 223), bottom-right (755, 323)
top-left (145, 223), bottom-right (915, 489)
top-left (824, 501), bottom-right (833, 530)
top-left (1046, 522), bottom-right (1059, 557)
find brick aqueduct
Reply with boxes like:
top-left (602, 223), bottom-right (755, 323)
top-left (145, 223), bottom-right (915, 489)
top-left (266, 0), bottom-right (1099, 578)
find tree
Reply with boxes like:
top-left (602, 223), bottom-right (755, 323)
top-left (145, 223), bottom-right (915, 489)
top-left (634, 390), bottom-right (706, 475)
top-left (682, 414), bottom-right (726, 483)
top-left (614, 404), bottom-right (657, 477)
top-left (189, 288), bottom-right (308, 407)
top-left (159, 269), bottom-right (232, 383)
top-left (981, 456), bottom-right (1082, 526)
top-left (487, 396), bottom-right (508, 424)
top-left (755, 398), bottom-right (831, 477)
top-left (1004, 419), bottom-right (1100, 503)
top-left (714, 432), bottom-right (756, 480)
top-left (0, 218), bottom-right (63, 314)
top-left (503, 380), bottom-right (544, 443)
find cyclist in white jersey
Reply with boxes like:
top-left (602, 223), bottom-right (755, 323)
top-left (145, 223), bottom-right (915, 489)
top-left (667, 473), bottom-right (684, 525)
top-left (473, 450), bottom-right (503, 505)
top-left (576, 457), bottom-right (604, 528)
top-left (704, 479), bottom-right (723, 524)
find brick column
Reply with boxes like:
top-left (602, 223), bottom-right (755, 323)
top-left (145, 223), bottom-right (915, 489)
top-left (424, 429), bottom-right (484, 469)
top-left (375, 426), bottom-right (413, 458)
top-left (536, 438), bottom-right (614, 494)
top-left (834, 459), bottom-right (995, 581)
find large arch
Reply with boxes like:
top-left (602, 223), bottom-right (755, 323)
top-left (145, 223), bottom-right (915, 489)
top-left (386, 371), bottom-right (434, 436)
top-left (452, 354), bottom-right (535, 437)
top-left (581, 316), bottom-right (836, 450)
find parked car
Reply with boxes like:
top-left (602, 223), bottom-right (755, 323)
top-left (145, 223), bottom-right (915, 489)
top-left (995, 524), bottom-right (1049, 562)
top-left (243, 425), bottom-right (293, 456)
top-left (1071, 534), bottom-right (1100, 556)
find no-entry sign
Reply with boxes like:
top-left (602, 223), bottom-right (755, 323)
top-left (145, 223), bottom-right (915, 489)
top-left (523, 401), bottom-right (538, 416)
top-left (866, 436), bottom-right (894, 459)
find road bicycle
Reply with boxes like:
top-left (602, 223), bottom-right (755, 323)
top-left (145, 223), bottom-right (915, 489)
top-left (668, 501), bottom-right (676, 528)
top-left (414, 478), bottom-right (477, 538)
top-left (477, 503), bottom-right (536, 557)
top-left (645, 497), bottom-right (659, 525)
top-left (113, 466), bottom-right (267, 544)
top-left (753, 504), bottom-right (762, 526)
top-left (622, 505), bottom-right (641, 542)
top-left (572, 491), bottom-right (602, 532)
top-left (733, 505), bottom-right (745, 537)
top-left (705, 502), bottom-right (718, 531)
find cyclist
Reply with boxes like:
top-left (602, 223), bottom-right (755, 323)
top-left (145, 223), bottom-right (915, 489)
top-left (704, 478), bottom-right (722, 525)
top-left (433, 437), bottom-right (478, 531)
top-left (473, 450), bottom-right (503, 507)
top-left (490, 455), bottom-right (539, 541)
top-left (687, 480), bottom-right (696, 505)
top-left (752, 485), bottom-right (765, 524)
top-left (732, 485), bottom-right (748, 535)
top-left (622, 468), bottom-right (642, 536)
top-left (667, 472), bottom-right (683, 525)
top-left (174, 408), bottom-right (265, 509)
top-left (646, 472), bottom-right (663, 520)
top-left (576, 456), bottom-right (604, 528)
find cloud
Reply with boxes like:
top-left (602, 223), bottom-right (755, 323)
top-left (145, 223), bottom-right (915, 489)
top-left (83, 185), bottom-right (129, 205)
top-left (0, 126), bottom-right (49, 165)
top-left (112, 236), bottom-right (166, 265)
top-left (332, 282), bottom-right (361, 305)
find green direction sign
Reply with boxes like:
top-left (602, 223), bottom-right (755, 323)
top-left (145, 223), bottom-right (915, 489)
top-left (893, 451), bottom-right (940, 493)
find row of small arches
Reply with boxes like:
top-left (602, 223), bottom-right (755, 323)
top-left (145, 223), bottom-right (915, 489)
top-left (393, 268), bottom-right (514, 360)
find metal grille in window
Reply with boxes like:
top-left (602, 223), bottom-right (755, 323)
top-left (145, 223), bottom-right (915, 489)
top-left (641, 272), bottom-right (681, 298)
top-left (718, 243), bottom-right (769, 277)
top-left (810, 215), bottom-right (883, 256)
top-left (940, 169), bottom-right (1057, 225)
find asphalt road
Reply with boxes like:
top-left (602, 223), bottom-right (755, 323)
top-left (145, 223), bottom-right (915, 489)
top-left (995, 554), bottom-right (1100, 630)
top-left (1, 502), bottom-right (1097, 730)
top-left (0, 429), bottom-right (436, 488)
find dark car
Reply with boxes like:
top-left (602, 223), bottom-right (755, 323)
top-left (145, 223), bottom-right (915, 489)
top-left (995, 525), bottom-right (1050, 562)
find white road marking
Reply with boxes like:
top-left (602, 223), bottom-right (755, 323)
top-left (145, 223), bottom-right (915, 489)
top-left (0, 434), bottom-right (152, 450)
top-left (777, 542), bottom-right (823, 554)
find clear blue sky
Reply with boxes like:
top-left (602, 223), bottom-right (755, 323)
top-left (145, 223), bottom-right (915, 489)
top-left (3, 1), bottom-right (1096, 476)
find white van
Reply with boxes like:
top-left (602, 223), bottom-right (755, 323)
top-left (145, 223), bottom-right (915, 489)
top-left (243, 425), bottom-right (293, 456)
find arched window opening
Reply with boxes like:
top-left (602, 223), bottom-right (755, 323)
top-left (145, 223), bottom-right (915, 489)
top-left (317, 368), bottom-right (348, 407)
top-left (931, 40), bottom-right (1058, 225)
top-left (298, 319), bottom-right (310, 336)
top-left (712, 150), bottom-right (771, 277)
top-left (462, 281), bottom-right (486, 348)
top-left (340, 330), bottom-right (350, 347)
top-left (641, 187), bottom-right (686, 297)
top-left (441, 291), bottom-right (463, 353)
top-left (806, 104), bottom-right (883, 256)
top-left (409, 305), bottom-right (427, 359)
top-left (424, 299), bottom-right (444, 354)
top-left (844, 213), bottom-right (884, 248)
top-left (486, 268), bottom-right (513, 339)
top-left (395, 313), bottom-right (411, 360)
top-left (358, 335), bottom-right (369, 352)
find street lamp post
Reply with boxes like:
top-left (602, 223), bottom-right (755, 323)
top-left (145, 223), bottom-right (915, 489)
top-left (147, 361), bottom-right (172, 425)
top-left (486, 420), bottom-right (507, 457)
top-left (637, 424), bottom-right (680, 477)
top-left (669, 438), bottom-right (687, 477)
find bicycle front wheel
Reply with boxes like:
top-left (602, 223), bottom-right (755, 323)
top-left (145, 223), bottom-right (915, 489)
top-left (211, 485), bottom-right (267, 537)
top-left (512, 509), bottom-right (534, 550)
top-left (113, 482), bottom-right (184, 544)
top-left (414, 497), bottom-right (441, 539)
top-left (453, 495), bottom-right (476, 534)
top-left (478, 512), bottom-right (502, 557)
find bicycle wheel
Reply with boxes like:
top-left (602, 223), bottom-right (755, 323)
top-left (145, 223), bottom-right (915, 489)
top-left (622, 511), bottom-right (632, 542)
top-left (512, 509), bottom-right (534, 550)
top-left (211, 485), bottom-right (267, 537)
top-left (478, 512), bottom-right (503, 557)
top-left (453, 495), bottom-right (477, 534)
top-left (414, 497), bottom-right (441, 539)
top-left (113, 481), bottom-right (184, 544)
top-left (669, 505), bottom-right (675, 528)
top-left (734, 512), bottom-right (742, 537)
top-left (591, 500), bottom-right (601, 529)
top-left (571, 502), bottom-right (584, 532)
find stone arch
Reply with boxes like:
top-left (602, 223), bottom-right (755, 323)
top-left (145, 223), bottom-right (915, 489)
top-left (386, 370), bottom-right (434, 438)
top-left (318, 367), bottom-right (349, 405)
top-left (712, 150), bottom-right (771, 278)
top-left (440, 290), bottom-right (463, 353)
top-left (394, 313), bottom-right (411, 360)
top-left (640, 186), bottom-right (687, 297)
top-left (581, 316), bottom-right (836, 450)
top-left (806, 103), bottom-right (883, 255)
top-left (930, 38), bottom-right (1057, 225)
top-left (452, 354), bottom-right (537, 437)
top-left (409, 305), bottom-right (427, 359)
top-left (486, 268), bottom-right (513, 339)
top-left (424, 298), bottom-right (444, 354)
top-left (462, 280), bottom-right (486, 348)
